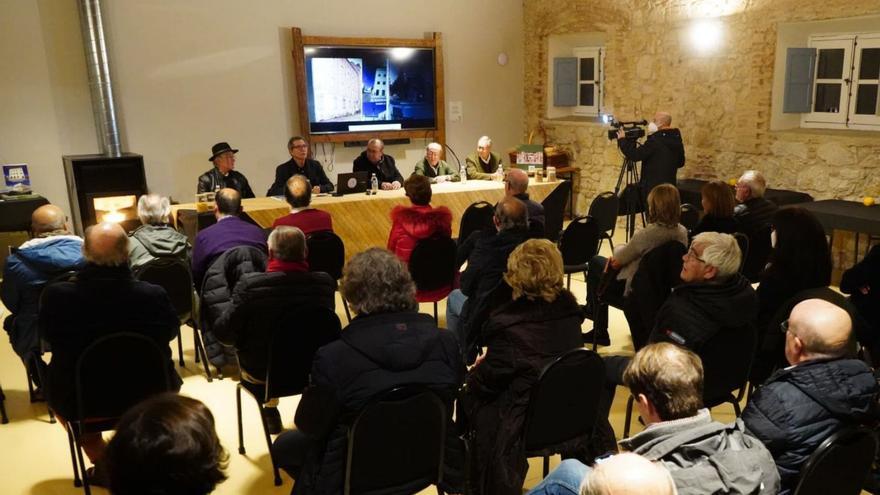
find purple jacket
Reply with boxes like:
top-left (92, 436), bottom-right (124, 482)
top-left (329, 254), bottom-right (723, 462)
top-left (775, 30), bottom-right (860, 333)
top-left (191, 216), bottom-right (267, 288)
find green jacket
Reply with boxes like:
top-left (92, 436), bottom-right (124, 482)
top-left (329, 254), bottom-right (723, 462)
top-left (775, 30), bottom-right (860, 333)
top-left (465, 152), bottom-right (502, 180)
top-left (413, 158), bottom-right (460, 183)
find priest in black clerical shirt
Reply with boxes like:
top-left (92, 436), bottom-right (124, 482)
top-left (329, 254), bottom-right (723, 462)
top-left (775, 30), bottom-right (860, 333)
top-left (266, 136), bottom-right (334, 196)
top-left (197, 142), bottom-right (255, 198)
top-left (352, 138), bottom-right (404, 190)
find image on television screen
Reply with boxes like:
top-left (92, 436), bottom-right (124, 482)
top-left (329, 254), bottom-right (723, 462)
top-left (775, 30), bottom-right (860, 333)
top-left (304, 46), bottom-right (436, 134)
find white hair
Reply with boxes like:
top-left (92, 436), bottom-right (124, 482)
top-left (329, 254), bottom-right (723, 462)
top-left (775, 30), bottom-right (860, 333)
top-left (137, 194), bottom-right (171, 225)
top-left (477, 136), bottom-right (492, 147)
top-left (692, 232), bottom-right (741, 278)
top-left (738, 170), bottom-right (767, 198)
top-left (427, 142), bottom-right (442, 153)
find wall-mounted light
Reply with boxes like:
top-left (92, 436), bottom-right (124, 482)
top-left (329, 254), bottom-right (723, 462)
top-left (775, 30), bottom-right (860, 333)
top-left (689, 18), bottom-right (724, 54)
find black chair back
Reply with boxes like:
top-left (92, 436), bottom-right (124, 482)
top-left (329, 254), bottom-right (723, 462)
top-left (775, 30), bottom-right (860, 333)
top-left (409, 236), bottom-right (457, 293)
top-left (133, 256), bottom-right (194, 322)
top-left (307, 230), bottom-right (345, 280)
top-left (793, 426), bottom-right (878, 495)
top-left (624, 241), bottom-right (687, 350)
top-left (699, 323), bottom-right (757, 409)
top-left (541, 180), bottom-right (572, 242)
top-left (558, 215), bottom-right (600, 268)
top-left (589, 192), bottom-right (619, 240)
top-left (75, 332), bottom-right (172, 421)
top-left (742, 224), bottom-right (772, 282)
top-left (265, 306), bottom-right (342, 400)
top-left (733, 232), bottom-right (750, 274)
top-left (680, 203), bottom-right (700, 232)
top-left (345, 387), bottom-right (447, 495)
top-left (524, 348), bottom-right (605, 453)
top-left (458, 201), bottom-right (495, 243)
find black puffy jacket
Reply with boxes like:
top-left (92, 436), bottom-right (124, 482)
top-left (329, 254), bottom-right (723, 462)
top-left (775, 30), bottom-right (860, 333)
top-left (743, 358), bottom-right (880, 494)
top-left (199, 246), bottom-right (267, 367)
top-left (213, 270), bottom-right (335, 378)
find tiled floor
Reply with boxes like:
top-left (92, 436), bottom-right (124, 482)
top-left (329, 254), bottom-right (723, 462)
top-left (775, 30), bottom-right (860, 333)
top-left (0, 230), bottom-right (747, 494)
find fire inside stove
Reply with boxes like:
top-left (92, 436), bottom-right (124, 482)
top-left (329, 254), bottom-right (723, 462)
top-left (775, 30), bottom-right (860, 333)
top-left (93, 194), bottom-right (137, 224)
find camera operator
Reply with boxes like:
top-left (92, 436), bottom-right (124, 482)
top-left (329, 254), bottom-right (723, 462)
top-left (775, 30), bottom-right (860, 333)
top-left (617, 112), bottom-right (686, 200)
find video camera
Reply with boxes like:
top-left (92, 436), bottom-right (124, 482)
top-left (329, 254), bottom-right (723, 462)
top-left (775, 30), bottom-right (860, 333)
top-left (603, 114), bottom-right (648, 141)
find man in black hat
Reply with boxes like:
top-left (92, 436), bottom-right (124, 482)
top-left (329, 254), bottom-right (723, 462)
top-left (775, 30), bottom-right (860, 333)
top-left (266, 136), bottom-right (334, 196)
top-left (197, 142), bottom-right (255, 198)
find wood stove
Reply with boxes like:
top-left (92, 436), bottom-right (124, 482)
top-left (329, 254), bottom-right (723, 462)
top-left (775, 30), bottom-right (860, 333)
top-left (62, 153), bottom-right (147, 235)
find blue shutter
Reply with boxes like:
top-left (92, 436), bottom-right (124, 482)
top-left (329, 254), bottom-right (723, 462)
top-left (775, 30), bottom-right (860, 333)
top-left (554, 57), bottom-right (578, 107)
top-left (783, 48), bottom-right (817, 113)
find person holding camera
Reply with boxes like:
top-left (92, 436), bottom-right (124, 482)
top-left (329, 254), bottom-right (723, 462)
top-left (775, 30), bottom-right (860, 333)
top-left (617, 111), bottom-right (686, 201)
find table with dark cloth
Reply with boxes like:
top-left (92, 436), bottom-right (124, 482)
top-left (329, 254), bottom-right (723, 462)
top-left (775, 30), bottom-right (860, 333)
top-left (0, 194), bottom-right (49, 232)
top-left (677, 179), bottom-right (813, 210)
top-left (786, 199), bottom-right (880, 264)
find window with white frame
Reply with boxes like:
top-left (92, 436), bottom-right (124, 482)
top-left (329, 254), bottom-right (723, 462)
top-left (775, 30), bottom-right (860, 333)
top-left (573, 47), bottom-right (603, 116)
top-left (801, 33), bottom-right (880, 130)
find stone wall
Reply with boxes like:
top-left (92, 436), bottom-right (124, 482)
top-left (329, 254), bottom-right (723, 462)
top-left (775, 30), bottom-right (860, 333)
top-left (523, 0), bottom-right (880, 267)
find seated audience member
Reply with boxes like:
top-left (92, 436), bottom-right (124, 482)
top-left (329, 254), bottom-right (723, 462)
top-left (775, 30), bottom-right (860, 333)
top-left (191, 188), bottom-right (267, 288)
top-left (271, 175), bottom-right (333, 235)
top-left (197, 141), bottom-right (255, 198)
top-left (528, 453), bottom-right (676, 495)
top-left (530, 343), bottom-right (780, 495)
top-left (106, 393), bottom-right (228, 495)
top-left (584, 184), bottom-right (688, 346)
top-left (128, 194), bottom-right (191, 273)
top-left (2, 204), bottom-right (84, 393)
top-left (447, 198), bottom-right (529, 360)
top-left (465, 135), bottom-right (503, 180)
top-left (266, 136), bottom-right (334, 196)
top-left (505, 168), bottom-right (545, 229)
top-left (752, 207), bottom-right (831, 380)
top-left (733, 170), bottom-right (777, 236)
top-left (690, 179), bottom-right (738, 238)
top-left (387, 174), bottom-right (452, 264)
top-left (743, 299), bottom-right (879, 494)
top-left (840, 243), bottom-right (880, 344)
top-left (462, 239), bottom-right (584, 494)
top-left (214, 226), bottom-right (335, 434)
top-left (273, 248), bottom-right (465, 494)
top-left (413, 142), bottom-right (460, 183)
top-left (649, 232), bottom-right (756, 352)
top-left (40, 222), bottom-right (182, 483)
top-left (353, 138), bottom-right (404, 189)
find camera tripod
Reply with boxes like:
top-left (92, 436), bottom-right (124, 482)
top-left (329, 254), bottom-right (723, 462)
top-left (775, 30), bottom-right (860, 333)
top-left (613, 155), bottom-right (647, 241)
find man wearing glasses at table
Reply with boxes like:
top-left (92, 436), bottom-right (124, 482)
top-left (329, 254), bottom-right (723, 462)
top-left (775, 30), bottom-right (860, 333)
top-left (267, 136), bottom-right (334, 196)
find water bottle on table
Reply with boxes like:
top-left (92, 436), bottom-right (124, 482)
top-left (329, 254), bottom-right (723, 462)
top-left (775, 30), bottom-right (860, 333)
top-left (370, 173), bottom-right (378, 195)
top-left (460, 162), bottom-right (467, 184)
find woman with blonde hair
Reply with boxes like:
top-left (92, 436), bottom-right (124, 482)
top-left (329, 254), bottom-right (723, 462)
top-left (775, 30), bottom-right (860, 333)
top-left (584, 183), bottom-right (688, 346)
top-left (462, 239), bottom-right (584, 495)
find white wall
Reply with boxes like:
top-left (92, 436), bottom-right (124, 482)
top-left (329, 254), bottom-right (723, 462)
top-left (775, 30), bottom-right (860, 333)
top-left (0, 0), bottom-right (524, 211)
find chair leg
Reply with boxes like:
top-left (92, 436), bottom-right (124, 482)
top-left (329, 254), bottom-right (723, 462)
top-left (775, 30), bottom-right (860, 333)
top-left (72, 427), bottom-right (91, 494)
top-left (0, 384), bottom-right (8, 424)
top-left (433, 301), bottom-right (439, 324)
top-left (542, 456), bottom-right (550, 478)
top-left (66, 423), bottom-right (82, 487)
top-left (48, 405), bottom-right (57, 424)
top-left (343, 296), bottom-right (353, 323)
top-left (176, 325), bottom-right (185, 367)
top-left (732, 397), bottom-right (742, 417)
top-left (566, 273), bottom-right (571, 290)
top-left (236, 384), bottom-right (246, 455)
top-left (194, 327), bottom-right (213, 382)
top-left (256, 401), bottom-right (283, 486)
top-left (624, 395), bottom-right (634, 438)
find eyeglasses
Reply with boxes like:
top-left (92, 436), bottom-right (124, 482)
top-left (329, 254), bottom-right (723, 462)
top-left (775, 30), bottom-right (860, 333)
top-left (685, 247), bottom-right (706, 263)
top-left (291, 144), bottom-right (309, 150)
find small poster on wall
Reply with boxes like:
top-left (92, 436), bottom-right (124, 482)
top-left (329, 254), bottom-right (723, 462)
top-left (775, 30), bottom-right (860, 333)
top-left (3, 163), bottom-right (31, 191)
top-left (516, 144), bottom-right (544, 167)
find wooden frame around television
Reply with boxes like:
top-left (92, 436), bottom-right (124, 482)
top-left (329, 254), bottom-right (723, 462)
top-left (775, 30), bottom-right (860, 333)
top-left (290, 27), bottom-right (445, 146)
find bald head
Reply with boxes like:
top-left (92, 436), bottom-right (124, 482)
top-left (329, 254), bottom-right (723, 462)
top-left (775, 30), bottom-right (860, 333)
top-left (786, 299), bottom-right (853, 364)
top-left (581, 453), bottom-right (676, 495)
top-left (31, 204), bottom-right (69, 235)
top-left (654, 111), bottom-right (672, 128)
top-left (284, 175), bottom-right (312, 209)
top-left (83, 222), bottom-right (129, 267)
top-left (494, 197), bottom-right (528, 231)
top-left (506, 168), bottom-right (529, 195)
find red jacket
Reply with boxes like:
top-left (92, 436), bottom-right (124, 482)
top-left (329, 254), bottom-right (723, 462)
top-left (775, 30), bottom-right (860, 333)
top-left (387, 204), bottom-right (453, 264)
top-left (272, 208), bottom-right (333, 235)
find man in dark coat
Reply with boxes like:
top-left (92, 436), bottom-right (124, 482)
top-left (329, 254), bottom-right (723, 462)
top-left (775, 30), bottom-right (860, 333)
top-left (2, 204), bottom-right (85, 391)
top-left (733, 169), bottom-right (778, 237)
top-left (197, 141), bottom-right (255, 198)
top-left (840, 243), bottom-right (880, 344)
top-left (504, 168), bottom-right (545, 230)
top-left (352, 138), bottom-right (404, 189)
top-left (273, 248), bottom-right (465, 495)
top-left (40, 222), bottom-right (181, 476)
top-left (446, 198), bottom-right (529, 361)
top-left (191, 188), bottom-right (267, 288)
top-left (266, 136), bottom-right (334, 196)
top-left (743, 298), bottom-right (880, 494)
top-left (214, 226), bottom-right (335, 433)
top-left (617, 111), bottom-right (685, 201)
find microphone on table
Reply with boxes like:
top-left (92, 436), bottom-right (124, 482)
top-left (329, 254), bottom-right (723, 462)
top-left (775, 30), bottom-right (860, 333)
top-left (442, 143), bottom-right (463, 182)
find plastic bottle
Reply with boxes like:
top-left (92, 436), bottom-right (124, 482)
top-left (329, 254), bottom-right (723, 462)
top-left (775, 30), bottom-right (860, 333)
top-left (460, 162), bottom-right (468, 184)
top-left (496, 163), bottom-right (504, 181)
top-left (370, 173), bottom-right (378, 194)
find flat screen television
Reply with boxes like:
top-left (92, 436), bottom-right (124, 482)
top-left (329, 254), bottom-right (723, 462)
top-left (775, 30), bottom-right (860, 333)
top-left (304, 45), bottom-right (437, 135)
